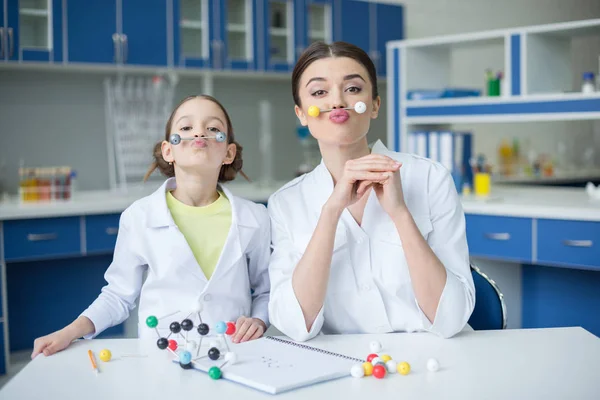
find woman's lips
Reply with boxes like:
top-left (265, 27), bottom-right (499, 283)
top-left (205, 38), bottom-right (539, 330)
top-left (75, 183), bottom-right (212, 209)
top-left (329, 109), bottom-right (350, 124)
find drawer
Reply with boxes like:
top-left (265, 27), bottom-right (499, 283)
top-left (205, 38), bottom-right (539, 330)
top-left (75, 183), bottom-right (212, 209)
top-left (466, 214), bottom-right (533, 262)
top-left (537, 219), bottom-right (600, 270)
top-left (85, 214), bottom-right (121, 254)
top-left (0, 322), bottom-right (5, 375)
top-left (3, 217), bottom-right (81, 261)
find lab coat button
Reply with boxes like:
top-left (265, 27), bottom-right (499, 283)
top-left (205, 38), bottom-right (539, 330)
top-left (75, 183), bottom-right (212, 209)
top-left (204, 294), bottom-right (212, 302)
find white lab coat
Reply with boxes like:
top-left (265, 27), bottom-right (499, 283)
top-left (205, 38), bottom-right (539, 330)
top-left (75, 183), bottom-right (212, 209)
top-left (268, 140), bottom-right (475, 342)
top-left (81, 178), bottom-right (271, 340)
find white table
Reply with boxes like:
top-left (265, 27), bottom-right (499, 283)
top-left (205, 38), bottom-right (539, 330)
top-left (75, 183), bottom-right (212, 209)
top-left (1, 327), bottom-right (598, 399)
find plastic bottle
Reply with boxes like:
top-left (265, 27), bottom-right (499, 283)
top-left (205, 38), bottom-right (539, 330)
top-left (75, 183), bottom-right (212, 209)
top-left (582, 72), bottom-right (595, 94)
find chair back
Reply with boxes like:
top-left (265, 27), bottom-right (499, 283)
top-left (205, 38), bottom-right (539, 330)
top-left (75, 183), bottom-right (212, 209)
top-left (468, 264), bottom-right (507, 330)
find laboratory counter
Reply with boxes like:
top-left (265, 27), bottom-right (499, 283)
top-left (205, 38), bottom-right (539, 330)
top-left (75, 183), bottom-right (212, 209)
top-left (0, 183), bottom-right (598, 221)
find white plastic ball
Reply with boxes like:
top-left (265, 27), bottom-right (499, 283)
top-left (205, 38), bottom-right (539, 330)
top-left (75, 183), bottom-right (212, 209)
top-left (185, 340), bottom-right (197, 351)
top-left (224, 352), bottom-right (238, 365)
top-left (354, 101), bottom-right (367, 114)
top-left (369, 340), bottom-right (382, 353)
top-left (371, 356), bottom-right (382, 366)
top-left (350, 364), bottom-right (365, 378)
top-left (427, 358), bottom-right (440, 372)
top-left (386, 360), bottom-right (397, 373)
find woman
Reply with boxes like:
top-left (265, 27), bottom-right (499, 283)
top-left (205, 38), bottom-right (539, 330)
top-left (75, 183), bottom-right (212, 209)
top-left (267, 42), bottom-right (475, 342)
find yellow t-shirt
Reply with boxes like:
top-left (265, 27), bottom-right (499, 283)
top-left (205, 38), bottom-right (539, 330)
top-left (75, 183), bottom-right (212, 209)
top-left (166, 190), bottom-right (232, 280)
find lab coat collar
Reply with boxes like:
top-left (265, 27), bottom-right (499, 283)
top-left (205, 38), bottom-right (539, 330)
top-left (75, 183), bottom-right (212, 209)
top-left (145, 177), bottom-right (259, 284)
top-left (146, 177), bottom-right (259, 229)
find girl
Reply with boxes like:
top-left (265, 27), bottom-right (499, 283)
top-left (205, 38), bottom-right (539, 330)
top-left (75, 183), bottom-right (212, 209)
top-left (268, 42), bottom-right (475, 342)
top-left (32, 95), bottom-right (271, 358)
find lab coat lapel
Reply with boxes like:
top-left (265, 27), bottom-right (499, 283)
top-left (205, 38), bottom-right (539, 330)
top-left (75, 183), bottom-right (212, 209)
top-left (206, 185), bottom-right (258, 283)
top-left (146, 178), bottom-right (208, 283)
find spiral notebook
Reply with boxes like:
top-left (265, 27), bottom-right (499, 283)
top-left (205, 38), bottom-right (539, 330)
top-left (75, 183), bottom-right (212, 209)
top-left (177, 336), bottom-right (364, 394)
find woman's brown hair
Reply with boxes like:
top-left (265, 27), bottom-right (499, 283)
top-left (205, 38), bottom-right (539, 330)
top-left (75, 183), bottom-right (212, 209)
top-left (291, 41), bottom-right (379, 107)
top-left (144, 95), bottom-right (249, 182)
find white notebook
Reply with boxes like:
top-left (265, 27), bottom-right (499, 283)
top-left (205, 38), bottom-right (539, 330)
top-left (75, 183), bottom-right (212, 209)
top-left (175, 336), bottom-right (364, 394)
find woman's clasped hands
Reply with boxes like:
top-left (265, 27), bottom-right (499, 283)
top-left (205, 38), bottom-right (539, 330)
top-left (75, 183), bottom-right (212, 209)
top-left (326, 154), bottom-right (407, 218)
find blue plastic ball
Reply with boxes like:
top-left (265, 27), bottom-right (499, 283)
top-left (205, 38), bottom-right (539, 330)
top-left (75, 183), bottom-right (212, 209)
top-left (179, 350), bottom-right (192, 364)
top-left (215, 321), bottom-right (227, 335)
top-left (169, 134), bottom-right (181, 145)
top-left (215, 132), bottom-right (226, 142)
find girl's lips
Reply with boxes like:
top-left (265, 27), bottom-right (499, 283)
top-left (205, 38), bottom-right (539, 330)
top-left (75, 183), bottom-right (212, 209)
top-left (191, 138), bottom-right (208, 148)
top-left (329, 109), bottom-right (350, 124)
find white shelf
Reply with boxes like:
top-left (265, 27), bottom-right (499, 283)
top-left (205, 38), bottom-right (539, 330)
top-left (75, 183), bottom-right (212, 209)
top-left (180, 20), bottom-right (204, 30)
top-left (269, 28), bottom-right (289, 37)
top-left (19, 8), bottom-right (48, 17)
top-left (227, 24), bottom-right (247, 33)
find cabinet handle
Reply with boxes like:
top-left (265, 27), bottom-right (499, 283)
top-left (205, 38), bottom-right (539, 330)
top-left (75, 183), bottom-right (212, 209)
top-left (27, 233), bottom-right (58, 242)
top-left (112, 33), bottom-right (120, 63)
top-left (121, 34), bottom-right (128, 64)
top-left (562, 240), bottom-right (593, 248)
top-left (0, 28), bottom-right (4, 58)
top-left (105, 227), bottom-right (119, 236)
top-left (8, 27), bottom-right (14, 58)
top-left (484, 232), bottom-right (511, 241)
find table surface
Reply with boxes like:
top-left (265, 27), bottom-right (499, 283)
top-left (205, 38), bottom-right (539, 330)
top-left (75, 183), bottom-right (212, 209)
top-left (1, 327), bottom-right (598, 399)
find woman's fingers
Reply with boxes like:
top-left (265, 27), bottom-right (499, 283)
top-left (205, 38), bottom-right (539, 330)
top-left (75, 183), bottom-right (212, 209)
top-left (31, 338), bottom-right (49, 359)
top-left (345, 171), bottom-right (392, 184)
top-left (346, 160), bottom-right (400, 172)
top-left (240, 324), bottom-right (259, 343)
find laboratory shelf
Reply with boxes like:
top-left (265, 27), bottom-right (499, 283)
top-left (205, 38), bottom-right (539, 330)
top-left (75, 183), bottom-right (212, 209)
top-left (386, 18), bottom-right (600, 152)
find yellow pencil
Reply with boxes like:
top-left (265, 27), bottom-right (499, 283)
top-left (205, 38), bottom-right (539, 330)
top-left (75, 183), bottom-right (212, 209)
top-left (88, 349), bottom-right (99, 374)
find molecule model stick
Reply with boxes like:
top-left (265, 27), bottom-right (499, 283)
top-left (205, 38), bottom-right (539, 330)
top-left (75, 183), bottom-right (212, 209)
top-left (307, 101), bottom-right (367, 118)
top-left (169, 131), bottom-right (226, 145)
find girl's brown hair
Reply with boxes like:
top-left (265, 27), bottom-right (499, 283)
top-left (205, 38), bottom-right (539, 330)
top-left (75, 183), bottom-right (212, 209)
top-left (144, 95), bottom-right (249, 183)
top-left (291, 41), bottom-right (379, 107)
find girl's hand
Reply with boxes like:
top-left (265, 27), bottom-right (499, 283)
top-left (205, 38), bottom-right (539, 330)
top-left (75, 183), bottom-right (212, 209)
top-left (326, 155), bottom-right (401, 213)
top-left (232, 317), bottom-right (267, 343)
top-left (31, 329), bottom-right (75, 359)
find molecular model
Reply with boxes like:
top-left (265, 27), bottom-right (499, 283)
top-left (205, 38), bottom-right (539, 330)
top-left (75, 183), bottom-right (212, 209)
top-left (350, 340), bottom-right (440, 379)
top-left (145, 304), bottom-right (238, 379)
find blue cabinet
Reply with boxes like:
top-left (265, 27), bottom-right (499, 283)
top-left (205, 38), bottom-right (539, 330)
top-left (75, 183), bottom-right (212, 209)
top-left (0, 323), bottom-right (5, 375)
top-left (335, 0), bottom-right (404, 77)
top-left (67, 0), bottom-right (118, 64)
top-left (3, 217), bottom-right (82, 262)
top-left (121, 0), bottom-right (169, 66)
top-left (372, 2), bottom-right (403, 77)
top-left (263, 0), bottom-right (296, 71)
top-left (86, 214), bottom-right (121, 254)
top-left (537, 219), bottom-right (600, 270)
top-left (2, 0), bottom-right (64, 62)
top-left (67, 0), bottom-right (169, 66)
top-left (466, 214), bottom-right (533, 262)
top-left (295, 0), bottom-right (335, 57)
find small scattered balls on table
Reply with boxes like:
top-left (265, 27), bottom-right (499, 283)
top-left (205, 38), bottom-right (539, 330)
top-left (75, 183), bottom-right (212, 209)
top-left (351, 340), bottom-right (440, 380)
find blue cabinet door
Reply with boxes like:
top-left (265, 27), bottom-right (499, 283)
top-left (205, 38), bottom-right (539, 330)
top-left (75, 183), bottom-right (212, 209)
top-left (337, 0), bottom-right (370, 57)
top-left (173, 0), bottom-right (215, 68)
top-left (295, 0), bottom-right (334, 56)
top-left (86, 214), bottom-right (121, 254)
top-left (121, 0), bottom-right (169, 66)
top-left (465, 214), bottom-right (533, 262)
top-left (220, 0), bottom-right (258, 70)
top-left (537, 219), bottom-right (600, 270)
top-left (0, 323), bottom-right (5, 375)
top-left (263, 0), bottom-right (295, 72)
top-left (5, 0), bottom-right (64, 62)
top-left (67, 0), bottom-right (117, 64)
top-left (373, 2), bottom-right (403, 77)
